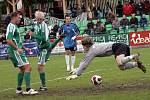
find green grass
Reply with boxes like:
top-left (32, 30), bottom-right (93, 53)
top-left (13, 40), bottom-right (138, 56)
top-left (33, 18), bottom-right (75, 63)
top-left (0, 48), bottom-right (150, 100)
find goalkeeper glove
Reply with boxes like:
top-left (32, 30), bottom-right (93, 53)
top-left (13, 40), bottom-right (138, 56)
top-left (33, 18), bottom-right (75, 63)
top-left (66, 75), bottom-right (78, 80)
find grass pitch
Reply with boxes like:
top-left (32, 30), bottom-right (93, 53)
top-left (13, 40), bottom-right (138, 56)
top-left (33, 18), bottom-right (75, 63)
top-left (0, 48), bottom-right (150, 100)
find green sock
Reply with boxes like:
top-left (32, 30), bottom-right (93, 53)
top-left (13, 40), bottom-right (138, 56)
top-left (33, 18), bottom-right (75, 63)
top-left (24, 72), bottom-right (31, 88)
top-left (40, 72), bottom-right (46, 87)
top-left (17, 72), bottom-right (24, 88)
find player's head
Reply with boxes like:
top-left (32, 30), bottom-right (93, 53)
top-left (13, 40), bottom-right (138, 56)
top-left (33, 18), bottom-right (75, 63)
top-left (81, 35), bottom-right (93, 52)
top-left (35, 11), bottom-right (45, 24)
top-left (65, 15), bottom-right (71, 24)
top-left (10, 11), bottom-right (21, 25)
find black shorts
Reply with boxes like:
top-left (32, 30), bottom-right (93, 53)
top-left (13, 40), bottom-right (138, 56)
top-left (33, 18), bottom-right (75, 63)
top-left (112, 43), bottom-right (130, 58)
top-left (65, 46), bottom-right (77, 51)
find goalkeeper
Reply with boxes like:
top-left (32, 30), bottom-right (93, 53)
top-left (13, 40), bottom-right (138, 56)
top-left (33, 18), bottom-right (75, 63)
top-left (28, 11), bottom-right (64, 91)
top-left (66, 35), bottom-right (146, 80)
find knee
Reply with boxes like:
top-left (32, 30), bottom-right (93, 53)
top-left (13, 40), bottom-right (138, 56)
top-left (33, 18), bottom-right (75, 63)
top-left (38, 64), bottom-right (44, 72)
top-left (118, 65), bottom-right (125, 71)
top-left (24, 64), bottom-right (31, 72)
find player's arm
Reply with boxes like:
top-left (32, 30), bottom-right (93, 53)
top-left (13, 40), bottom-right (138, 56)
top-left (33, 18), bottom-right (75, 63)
top-left (6, 25), bottom-right (23, 53)
top-left (6, 34), bottom-right (23, 54)
top-left (72, 24), bottom-right (80, 40)
top-left (66, 51), bottom-right (95, 80)
top-left (76, 51), bottom-right (95, 76)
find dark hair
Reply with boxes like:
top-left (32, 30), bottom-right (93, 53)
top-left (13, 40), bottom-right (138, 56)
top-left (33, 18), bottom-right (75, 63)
top-left (65, 14), bottom-right (71, 18)
top-left (10, 12), bottom-right (19, 19)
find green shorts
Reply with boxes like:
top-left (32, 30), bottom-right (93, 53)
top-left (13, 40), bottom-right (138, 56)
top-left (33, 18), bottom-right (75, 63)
top-left (38, 48), bottom-right (51, 65)
top-left (8, 50), bottom-right (29, 67)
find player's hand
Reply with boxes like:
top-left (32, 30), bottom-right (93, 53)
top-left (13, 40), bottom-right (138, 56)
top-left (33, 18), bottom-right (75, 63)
top-left (69, 68), bottom-right (78, 75)
top-left (71, 36), bottom-right (76, 40)
top-left (66, 75), bottom-right (78, 80)
top-left (24, 48), bottom-right (31, 52)
top-left (28, 30), bottom-right (33, 36)
top-left (17, 48), bottom-right (23, 54)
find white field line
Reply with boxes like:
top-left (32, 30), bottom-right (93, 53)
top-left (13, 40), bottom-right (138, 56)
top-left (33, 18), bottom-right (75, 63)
top-left (0, 68), bottom-right (113, 93)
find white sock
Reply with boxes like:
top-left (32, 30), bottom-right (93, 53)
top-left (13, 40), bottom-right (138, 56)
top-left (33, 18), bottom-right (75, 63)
top-left (71, 56), bottom-right (76, 70)
top-left (124, 62), bottom-right (137, 69)
top-left (121, 55), bottom-right (135, 64)
top-left (65, 55), bottom-right (70, 71)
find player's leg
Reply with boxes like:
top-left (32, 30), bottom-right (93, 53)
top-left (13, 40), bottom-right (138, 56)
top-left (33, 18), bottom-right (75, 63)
top-left (115, 54), bottom-right (139, 70)
top-left (113, 43), bottom-right (144, 71)
top-left (70, 46), bottom-right (77, 71)
top-left (17, 52), bottom-right (38, 95)
top-left (38, 49), bottom-right (47, 91)
top-left (65, 49), bottom-right (71, 71)
top-left (9, 51), bottom-right (25, 94)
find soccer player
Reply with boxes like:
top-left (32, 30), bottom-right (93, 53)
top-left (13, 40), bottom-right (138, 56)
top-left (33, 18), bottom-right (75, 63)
top-left (60, 15), bottom-right (80, 72)
top-left (6, 12), bottom-right (38, 95)
top-left (28, 11), bottom-right (62, 91)
top-left (66, 35), bottom-right (146, 80)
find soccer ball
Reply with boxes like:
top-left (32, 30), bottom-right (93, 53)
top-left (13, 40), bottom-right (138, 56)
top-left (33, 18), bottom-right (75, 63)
top-left (91, 75), bottom-right (102, 85)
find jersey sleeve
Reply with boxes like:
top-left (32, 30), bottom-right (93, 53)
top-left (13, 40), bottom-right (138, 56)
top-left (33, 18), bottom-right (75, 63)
top-left (76, 49), bottom-right (95, 76)
top-left (73, 24), bottom-right (80, 35)
top-left (41, 22), bottom-right (49, 41)
top-left (6, 24), bottom-right (15, 40)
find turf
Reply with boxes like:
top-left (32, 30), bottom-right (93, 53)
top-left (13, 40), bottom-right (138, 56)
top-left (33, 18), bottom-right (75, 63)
top-left (0, 48), bottom-right (150, 100)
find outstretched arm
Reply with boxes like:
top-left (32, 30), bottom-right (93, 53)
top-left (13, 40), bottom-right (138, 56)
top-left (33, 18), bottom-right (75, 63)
top-left (66, 50), bottom-right (95, 80)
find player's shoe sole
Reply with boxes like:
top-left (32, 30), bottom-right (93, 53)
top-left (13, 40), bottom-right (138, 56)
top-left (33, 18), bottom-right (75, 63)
top-left (137, 61), bottom-right (146, 73)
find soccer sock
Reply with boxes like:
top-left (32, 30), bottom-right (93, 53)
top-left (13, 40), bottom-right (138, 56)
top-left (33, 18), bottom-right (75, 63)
top-left (121, 55), bottom-right (135, 64)
top-left (71, 56), bottom-right (76, 70)
top-left (24, 72), bottom-right (31, 89)
top-left (124, 62), bottom-right (137, 69)
top-left (39, 72), bottom-right (46, 87)
top-left (17, 72), bottom-right (24, 88)
top-left (65, 55), bottom-right (70, 70)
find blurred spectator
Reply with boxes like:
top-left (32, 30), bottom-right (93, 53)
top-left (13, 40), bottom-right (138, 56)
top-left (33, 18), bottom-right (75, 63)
top-left (120, 15), bottom-right (129, 33)
top-left (96, 7), bottom-right (103, 20)
top-left (130, 14), bottom-right (138, 32)
top-left (4, 14), bottom-right (11, 29)
top-left (95, 19), bottom-right (106, 34)
top-left (135, 1), bottom-right (144, 15)
top-left (17, 11), bottom-right (24, 27)
top-left (105, 2), bottom-right (112, 16)
top-left (71, 4), bottom-right (78, 18)
top-left (139, 14), bottom-right (148, 31)
top-left (123, 1), bottom-right (133, 16)
top-left (130, 0), bottom-right (136, 14)
top-left (105, 10), bottom-right (116, 25)
top-left (92, 7), bottom-right (98, 19)
top-left (112, 17), bottom-right (120, 33)
top-left (84, 20), bottom-right (95, 36)
top-left (116, 1), bottom-right (123, 17)
top-left (143, 0), bottom-right (150, 14)
top-left (50, 22), bottom-right (60, 39)
top-left (87, 7), bottom-right (93, 20)
top-left (0, 33), bottom-right (6, 44)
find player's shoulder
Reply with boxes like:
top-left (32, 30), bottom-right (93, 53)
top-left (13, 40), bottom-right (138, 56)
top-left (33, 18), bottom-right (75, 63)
top-left (60, 24), bottom-right (66, 28)
top-left (70, 23), bottom-right (77, 26)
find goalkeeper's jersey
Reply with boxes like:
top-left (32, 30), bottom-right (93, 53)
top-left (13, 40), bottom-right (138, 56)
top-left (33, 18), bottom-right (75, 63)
top-left (33, 21), bottom-right (50, 49)
top-left (76, 42), bottom-right (114, 76)
top-left (6, 23), bottom-right (23, 50)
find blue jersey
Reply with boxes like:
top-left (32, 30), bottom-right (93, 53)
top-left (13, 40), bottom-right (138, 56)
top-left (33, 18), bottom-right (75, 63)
top-left (60, 23), bottom-right (79, 48)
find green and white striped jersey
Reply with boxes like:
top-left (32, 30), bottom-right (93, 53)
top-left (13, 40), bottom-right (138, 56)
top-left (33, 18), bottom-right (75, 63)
top-left (33, 21), bottom-right (50, 49)
top-left (6, 23), bottom-right (23, 50)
